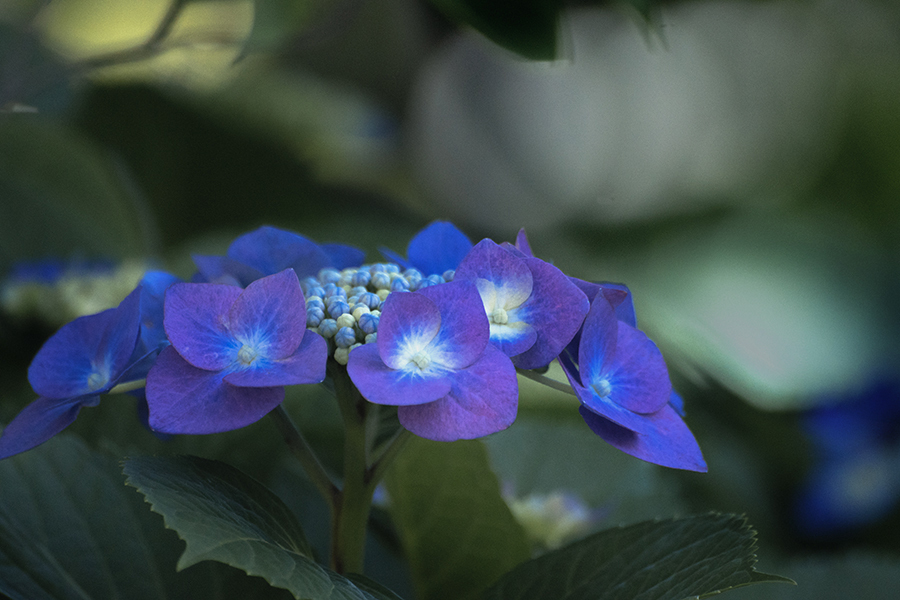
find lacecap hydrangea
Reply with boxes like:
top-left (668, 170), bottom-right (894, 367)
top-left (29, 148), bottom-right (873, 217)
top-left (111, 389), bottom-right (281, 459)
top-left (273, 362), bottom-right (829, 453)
top-left (0, 222), bottom-right (704, 472)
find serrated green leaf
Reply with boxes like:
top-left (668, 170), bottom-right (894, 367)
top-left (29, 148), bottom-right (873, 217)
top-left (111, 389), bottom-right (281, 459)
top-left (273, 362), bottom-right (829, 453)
top-left (123, 455), bottom-right (402, 600)
top-left (480, 513), bottom-right (793, 600)
top-left (384, 437), bottom-right (530, 600)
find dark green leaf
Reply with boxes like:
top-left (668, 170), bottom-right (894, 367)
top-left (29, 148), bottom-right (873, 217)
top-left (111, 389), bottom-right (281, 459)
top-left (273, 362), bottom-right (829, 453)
top-left (427, 0), bottom-right (562, 60)
top-left (384, 437), bottom-right (530, 600)
top-left (123, 454), bottom-right (402, 600)
top-left (244, 0), bottom-right (326, 52)
top-left (480, 513), bottom-right (793, 600)
top-left (0, 431), bottom-right (297, 600)
top-left (0, 434), bottom-right (167, 600)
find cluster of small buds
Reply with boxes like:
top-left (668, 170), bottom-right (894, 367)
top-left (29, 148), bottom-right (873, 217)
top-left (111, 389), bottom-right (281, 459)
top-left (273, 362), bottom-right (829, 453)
top-left (301, 263), bottom-right (454, 364)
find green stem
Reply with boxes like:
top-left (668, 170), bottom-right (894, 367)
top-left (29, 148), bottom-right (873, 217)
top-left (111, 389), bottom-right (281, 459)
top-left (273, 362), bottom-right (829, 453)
top-left (107, 379), bottom-right (147, 394)
top-left (268, 405), bottom-right (339, 506)
top-left (516, 368), bottom-right (578, 397)
top-left (330, 362), bottom-right (375, 574)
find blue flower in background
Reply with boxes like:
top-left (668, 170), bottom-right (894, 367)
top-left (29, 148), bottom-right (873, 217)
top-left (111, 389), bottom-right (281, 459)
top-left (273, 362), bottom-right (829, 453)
top-left (795, 379), bottom-right (900, 536)
top-left (347, 280), bottom-right (518, 441)
top-left (193, 225), bottom-right (365, 286)
top-left (380, 221), bottom-right (473, 276)
top-left (145, 269), bottom-right (327, 434)
top-left (0, 286), bottom-right (144, 459)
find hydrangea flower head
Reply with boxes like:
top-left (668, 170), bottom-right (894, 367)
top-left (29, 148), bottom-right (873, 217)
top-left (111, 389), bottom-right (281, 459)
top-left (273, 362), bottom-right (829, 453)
top-left (560, 291), bottom-right (706, 472)
top-left (145, 269), bottom-right (327, 434)
top-left (347, 280), bottom-right (518, 441)
top-left (193, 225), bottom-right (364, 286)
top-left (455, 238), bottom-right (589, 370)
top-left (0, 286), bottom-right (143, 459)
top-left (381, 221), bottom-right (473, 276)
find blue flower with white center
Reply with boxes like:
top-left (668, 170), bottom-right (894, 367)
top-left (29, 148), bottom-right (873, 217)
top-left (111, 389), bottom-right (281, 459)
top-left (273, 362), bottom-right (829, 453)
top-left (192, 226), bottom-right (364, 286)
top-left (455, 238), bottom-right (589, 370)
top-left (381, 221), bottom-right (473, 277)
top-left (559, 290), bottom-right (706, 472)
top-left (144, 269), bottom-right (327, 434)
top-left (347, 280), bottom-right (518, 441)
top-left (0, 286), bottom-right (144, 459)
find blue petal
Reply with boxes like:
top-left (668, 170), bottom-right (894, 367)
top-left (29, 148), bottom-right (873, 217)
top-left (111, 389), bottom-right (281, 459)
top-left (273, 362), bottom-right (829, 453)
top-left (320, 243), bottom-right (365, 270)
top-left (398, 344), bottom-right (518, 441)
top-left (347, 343), bottom-right (452, 406)
top-left (28, 287), bottom-right (142, 399)
top-left (0, 396), bottom-right (85, 459)
top-left (228, 226), bottom-right (332, 279)
top-left (579, 404), bottom-right (706, 472)
top-left (406, 221), bottom-right (473, 276)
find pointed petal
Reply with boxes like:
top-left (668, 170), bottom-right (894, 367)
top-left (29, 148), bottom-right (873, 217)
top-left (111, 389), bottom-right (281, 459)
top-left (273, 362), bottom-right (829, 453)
top-left (418, 280), bottom-right (489, 369)
top-left (377, 291), bottom-right (441, 369)
top-left (192, 254), bottom-right (263, 286)
top-left (136, 271), bottom-right (180, 354)
top-left (579, 404), bottom-right (707, 472)
top-left (576, 294), bottom-right (619, 385)
top-left (378, 246), bottom-right (411, 270)
top-left (398, 345), bottom-right (518, 441)
top-left (146, 346), bottom-right (283, 434)
top-left (603, 322), bottom-right (671, 414)
top-left (515, 228), bottom-right (534, 257)
top-left (225, 332), bottom-right (327, 387)
top-left (163, 282), bottom-right (242, 370)
top-left (407, 221), bottom-right (473, 275)
top-left (456, 239), bottom-right (534, 309)
top-left (227, 269), bottom-right (306, 359)
top-left (599, 283), bottom-right (637, 327)
top-left (512, 257), bottom-right (589, 369)
top-left (228, 226), bottom-right (331, 279)
top-left (0, 396), bottom-right (84, 459)
top-left (28, 287), bottom-right (142, 398)
top-left (348, 344), bottom-right (451, 406)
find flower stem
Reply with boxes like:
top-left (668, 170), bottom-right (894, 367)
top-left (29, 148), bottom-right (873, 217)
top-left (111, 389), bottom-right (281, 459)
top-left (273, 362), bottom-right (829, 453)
top-left (269, 405), bottom-right (339, 506)
top-left (107, 379), bottom-right (147, 394)
top-left (516, 368), bottom-right (578, 397)
top-left (329, 361), bottom-right (375, 574)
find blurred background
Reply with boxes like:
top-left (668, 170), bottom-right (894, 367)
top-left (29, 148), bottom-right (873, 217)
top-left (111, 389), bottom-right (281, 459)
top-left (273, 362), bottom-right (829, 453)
top-left (1, 0), bottom-right (899, 597)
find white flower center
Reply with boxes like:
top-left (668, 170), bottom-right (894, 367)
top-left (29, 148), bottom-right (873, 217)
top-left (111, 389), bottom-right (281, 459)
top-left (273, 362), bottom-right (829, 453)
top-left (410, 351), bottom-right (431, 371)
top-left (490, 308), bottom-right (509, 325)
top-left (591, 378), bottom-right (612, 398)
top-left (238, 344), bottom-right (259, 366)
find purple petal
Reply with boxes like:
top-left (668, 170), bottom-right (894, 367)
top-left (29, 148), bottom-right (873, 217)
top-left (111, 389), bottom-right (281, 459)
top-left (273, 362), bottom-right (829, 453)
top-left (407, 221), bottom-right (473, 275)
top-left (347, 344), bottom-right (452, 406)
top-left (227, 269), bottom-right (306, 360)
top-left (0, 396), bottom-right (84, 459)
top-left (511, 257), bottom-right (589, 370)
top-left (136, 271), bottom-right (181, 354)
top-left (192, 254), bottom-right (263, 286)
top-left (579, 404), bottom-right (707, 472)
top-left (224, 331), bottom-right (326, 387)
top-left (164, 282), bottom-right (242, 370)
top-left (515, 228), bottom-right (534, 257)
top-left (28, 287), bottom-right (142, 399)
top-left (602, 322), bottom-right (671, 414)
top-left (320, 243), bottom-right (365, 270)
top-left (576, 294), bottom-right (619, 385)
top-left (228, 226), bottom-right (332, 279)
top-left (456, 239), bottom-right (534, 309)
top-left (146, 346), bottom-right (284, 434)
top-left (377, 292), bottom-right (441, 370)
top-left (398, 345), bottom-right (518, 441)
top-left (417, 280), bottom-right (489, 369)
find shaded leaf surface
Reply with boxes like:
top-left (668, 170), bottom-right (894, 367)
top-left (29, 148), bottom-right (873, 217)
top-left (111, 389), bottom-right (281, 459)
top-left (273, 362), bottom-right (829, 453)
top-left (384, 437), bottom-right (530, 600)
top-left (480, 513), bottom-right (793, 600)
top-left (123, 454), bottom-right (402, 600)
